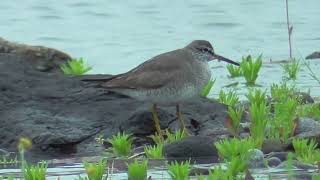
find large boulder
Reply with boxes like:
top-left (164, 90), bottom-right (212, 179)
top-left (0, 38), bottom-right (229, 161)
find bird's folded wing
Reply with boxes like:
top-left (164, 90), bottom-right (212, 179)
top-left (102, 49), bottom-right (193, 90)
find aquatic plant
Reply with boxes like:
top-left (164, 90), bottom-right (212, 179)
top-left (270, 82), bottom-right (296, 102)
top-left (22, 161), bottom-right (48, 180)
top-left (218, 89), bottom-right (239, 107)
top-left (292, 138), bottom-right (320, 164)
top-left (297, 104), bottom-right (320, 120)
top-left (240, 55), bottom-right (262, 85)
top-left (107, 132), bottom-right (133, 157)
top-left (144, 144), bottom-right (164, 159)
top-left (167, 160), bottom-right (190, 180)
top-left (60, 57), bottom-right (92, 75)
top-left (267, 97), bottom-right (298, 142)
top-left (200, 79), bottom-right (215, 97)
top-left (79, 159), bottom-right (107, 180)
top-left (127, 159), bottom-right (148, 180)
top-left (249, 102), bottom-right (268, 146)
top-left (150, 129), bottom-right (187, 145)
top-left (165, 129), bottom-right (187, 144)
top-left (282, 59), bottom-right (300, 80)
top-left (226, 106), bottom-right (244, 136)
top-left (227, 64), bottom-right (242, 78)
top-left (215, 138), bottom-right (256, 162)
top-left (0, 155), bottom-right (18, 166)
top-left (246, 88), bottom-right (266, 106)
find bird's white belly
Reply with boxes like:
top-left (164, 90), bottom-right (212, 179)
top-left (121, 84), bottom-right (199, 105)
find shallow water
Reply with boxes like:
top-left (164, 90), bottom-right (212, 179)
top-left (1, 0), bottom-right (320, 179)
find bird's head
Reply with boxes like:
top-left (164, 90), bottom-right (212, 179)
top-left (185, 40), bottom-right (240, 66)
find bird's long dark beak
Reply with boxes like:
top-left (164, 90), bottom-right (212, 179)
top-left (212, 53), bottom-right (240, 66)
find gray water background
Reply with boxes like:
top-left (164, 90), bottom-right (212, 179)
top-left (1, 0), bottom-right (320, 179)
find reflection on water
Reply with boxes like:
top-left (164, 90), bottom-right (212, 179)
top-left (1, 159), bottom-right (320, 180)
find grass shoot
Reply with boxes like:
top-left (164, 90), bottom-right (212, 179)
top-left (144, 144), bottom-right (164, 159)
top-left (107, 132), bottom-right (133, 157)
top-left (127, 160), bottom-right (148, 180)
top-left (167, 160), bottom-right (191, 180)
top-left (200, 79), bottom-right (215, 97)
top-left (240, 55), bottom-right (263, 85)
top-left (219, 89), bottom-right (239, 107)
top-left (227, 64), bottom-right (242, 78)
top-left (60, 57), bottom-right (92, 75)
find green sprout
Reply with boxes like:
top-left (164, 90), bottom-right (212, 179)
top-left (167, 161), bottom-right (190, 180)
top-left (246, 88), bottom-right (266, 106)
top-left (268, 97), bottom-right (298, 142)
top-left (78, 159), bottom-right (107, 180)
top-left (249, 102), bottom-right (268, 146)
top-left (127, 159), bottom-right (148, 180)
top-left (226, 106), bottom-right (244, 136)
top-left (200, 79), bottom-right (216, 97)
top-left (292, 138), bottom-right (320, 164)
top-left (165, 129), bottom-right (187, 144)
top-left (240, 55), bottom-right (263, 85)
top-left (0, 156), bottom-right (18, 166)
top-left (215, 138), bottom-right (256, 162)
top-left (22, 161), bottom-right (48, 180)
top-left (282, 59), bottom-right (300, 80)
top-left (107, 132), bottom-right (133, 157)
top-left (60, 57), bottom-right (92, 75)
top-left (227, 64), bottom-right (242, 78)
top-left (144, 144), bottom-right (164, 159)
top-left (219, 89), bottom-right (239, 107)
top-left (270, 82), bottom-right (296, 102)
top-left (297, 104), bottom-right (320, 120)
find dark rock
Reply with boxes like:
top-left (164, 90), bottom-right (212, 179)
top-left (0, 40), bottom-right (229, 161)
top-left (261, 139), bottom-right (289, 154)
top-left (163, 136), bottom-right (219, 164)
top-left (247, 149), bottom-right (266, 169)
top-left (266, 152), bottom-right (289, 161)
top-left (306, 51), bottom-right (320, 59)
top-left (295, 92), bottom-right (314, 104)
top-left (294, 117), bottom-right (320, 137)
top-left (267, 157), bottom-right (281, 167)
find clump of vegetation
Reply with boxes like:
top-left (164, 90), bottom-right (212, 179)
top-left (270, 82), bottom-right (297, 102)
top-left (246, 88), bottom-right (266, 106)
top-left (249, 102), bottom-right (269, 146)
top-left (167, 161), bottom-right (190, 180)
top-left (107, 132), bottom-right (133, 157)
top-left (78, 159), bottom-right (107, 180)
top-left (144, 144), bottom-right (164, 159)
top-left (227, 64), bottom-right (242, 78)
top-left (60, 57), bottom-right (92, 75)
top-left (297, 104), bottom-right (320, 120)
top-left (219, 89), bottom-right (239, 107)
top-left (292, 138), bottom-right (320, 164)
top-left (226, 106), bottom-right (244, 136)
top-left (22, 161), bottom-right (48, 180)
top-left (215, 137), bottom-right (257, 161)
top-left (127, 160), bottom-right (148, 180)
top-left (240, 55), bottom-right (263, 85)
top-left (18, 137), bottom-right (48, 180)
top-left (150, 129), bottom-right (187, 145)
top-left (282, 59), bottom-right (300, 80)
top-left (0, 156), bottom-right (18, 166)
top-left (267, 97), bottom-right (298, 142)
top-left (200, 79), bottom-right (215, 97)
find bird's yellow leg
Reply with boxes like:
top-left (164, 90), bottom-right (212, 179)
top-left (176, 104), bottom-right (189, 136)
top-left (151, 104), bottom-right (164, 138)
